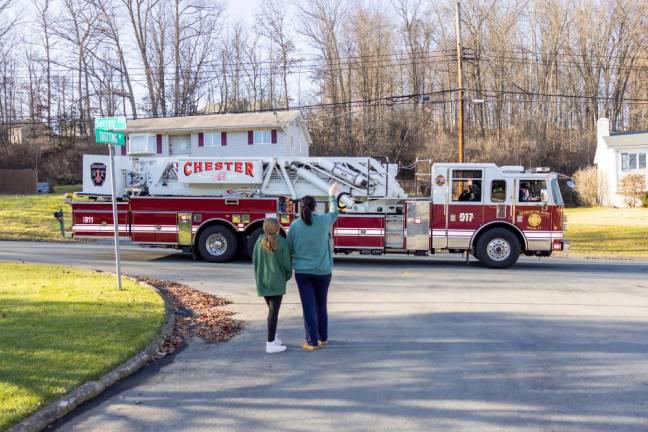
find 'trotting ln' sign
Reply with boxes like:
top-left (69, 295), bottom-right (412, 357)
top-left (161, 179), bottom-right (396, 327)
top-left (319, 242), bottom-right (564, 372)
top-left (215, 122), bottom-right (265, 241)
top-left (95, 130), bottom-right (126, 146)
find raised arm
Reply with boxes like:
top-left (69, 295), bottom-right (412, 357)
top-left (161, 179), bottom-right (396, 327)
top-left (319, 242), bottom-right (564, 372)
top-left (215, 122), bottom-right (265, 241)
top-left (326, 183), bottom-right (340, 225)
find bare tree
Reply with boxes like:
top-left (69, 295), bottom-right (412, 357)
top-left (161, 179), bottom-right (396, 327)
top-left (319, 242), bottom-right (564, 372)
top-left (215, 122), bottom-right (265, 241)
top-left (258, 0), bottom-right (295, 109)
top-left (56, 0), bottom-right (100, 135)
top-left (121, 0), bottom-right (161, 116)
top-left (32, 0), bottom-right (53, 127)
top-left (88, 0), bottom-right (138, 118)
top-left (172, 0), bottom-right (225, 115)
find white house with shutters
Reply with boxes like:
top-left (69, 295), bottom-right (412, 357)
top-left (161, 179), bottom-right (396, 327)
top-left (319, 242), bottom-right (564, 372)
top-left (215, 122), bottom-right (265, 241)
top-left (123, 110), bottom-right (311, 158)
top-left (594, 117), bottom-right (648, 207)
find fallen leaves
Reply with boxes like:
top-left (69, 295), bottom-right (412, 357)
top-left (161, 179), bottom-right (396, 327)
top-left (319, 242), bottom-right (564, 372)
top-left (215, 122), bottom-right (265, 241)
top-left (137, 277), bottom-right (244, 357)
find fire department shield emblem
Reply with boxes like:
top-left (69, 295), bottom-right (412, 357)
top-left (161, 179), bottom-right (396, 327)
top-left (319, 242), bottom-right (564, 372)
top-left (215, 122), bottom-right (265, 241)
top-left (528, 213), bottom-right (542, 227)
top-left (435, 175), bottom-right (446, 187)
top-left (90, 162), bottom-right (106, 187)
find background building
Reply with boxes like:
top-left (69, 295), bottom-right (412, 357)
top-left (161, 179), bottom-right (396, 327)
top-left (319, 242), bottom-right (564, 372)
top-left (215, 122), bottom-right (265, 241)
top-left (595, 118), bottom-right (648, 207)
top-left (124, 111), bottom-right (310, 158)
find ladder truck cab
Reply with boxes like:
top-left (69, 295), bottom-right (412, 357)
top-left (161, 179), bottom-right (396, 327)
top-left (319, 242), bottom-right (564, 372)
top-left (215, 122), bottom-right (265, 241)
top-left (70, 155), bottom-right (567, 268)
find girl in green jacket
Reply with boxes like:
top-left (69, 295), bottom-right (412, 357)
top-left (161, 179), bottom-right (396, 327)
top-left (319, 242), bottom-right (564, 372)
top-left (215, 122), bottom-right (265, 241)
top-left (253, 218), bottom-right (293, 353)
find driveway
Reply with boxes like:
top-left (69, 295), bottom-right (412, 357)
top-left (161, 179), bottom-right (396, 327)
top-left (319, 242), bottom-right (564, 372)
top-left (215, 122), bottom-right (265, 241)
top-left (2, 241), bottom-right (648, 431)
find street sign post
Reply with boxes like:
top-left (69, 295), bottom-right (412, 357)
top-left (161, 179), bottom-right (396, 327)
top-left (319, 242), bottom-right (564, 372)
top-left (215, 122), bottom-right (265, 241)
top-left (95, 116), bottom-right (127, 290)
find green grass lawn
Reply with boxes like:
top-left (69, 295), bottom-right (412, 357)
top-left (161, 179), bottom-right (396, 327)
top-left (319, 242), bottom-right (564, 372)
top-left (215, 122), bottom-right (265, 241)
top-left (0, 192), bottom-right (77, 241)
top-left (564, 207), bottom-right (648, 257)
top-left (53, 184), bottom-right (82, 194)
top-left (0, 262), bottom-right (165, 430)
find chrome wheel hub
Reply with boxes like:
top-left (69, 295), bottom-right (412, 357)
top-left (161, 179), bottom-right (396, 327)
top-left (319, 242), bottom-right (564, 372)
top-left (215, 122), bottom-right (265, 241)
top-left (486, 238), bottom-right (511, 261)
top-left (206, 233), bottom-right (227, 256)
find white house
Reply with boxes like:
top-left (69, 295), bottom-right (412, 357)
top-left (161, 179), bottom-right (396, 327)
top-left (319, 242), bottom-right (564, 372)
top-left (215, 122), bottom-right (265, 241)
top-left (594, 118), bottom-right (648, 207)
top-left (123, 110), bottom-right (311, 158)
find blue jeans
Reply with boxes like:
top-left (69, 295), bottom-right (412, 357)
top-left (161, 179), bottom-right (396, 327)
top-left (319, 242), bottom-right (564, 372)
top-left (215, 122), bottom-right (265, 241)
top-left (295, 273), bottom-right (331, 346)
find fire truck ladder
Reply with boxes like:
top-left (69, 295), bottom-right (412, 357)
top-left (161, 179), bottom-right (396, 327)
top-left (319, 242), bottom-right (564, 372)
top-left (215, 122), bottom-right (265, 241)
top-left (258, 157), bottom-right (405, 208)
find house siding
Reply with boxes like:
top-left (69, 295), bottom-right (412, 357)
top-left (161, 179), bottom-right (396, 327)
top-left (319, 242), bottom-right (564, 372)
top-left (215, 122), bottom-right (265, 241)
top-left (596, 118), bottom-right (648, 207)
top-left (188, 129), bottom-right (290, 157)
top-left (126, 113), bottom-right (310, 159)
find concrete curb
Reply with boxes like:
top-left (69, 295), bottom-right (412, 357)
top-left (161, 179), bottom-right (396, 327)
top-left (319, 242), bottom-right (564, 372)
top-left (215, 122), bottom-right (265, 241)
top-left (555, 252), bottom-right (648, 262)
top-left (7, 278), bottom-right (176, 432)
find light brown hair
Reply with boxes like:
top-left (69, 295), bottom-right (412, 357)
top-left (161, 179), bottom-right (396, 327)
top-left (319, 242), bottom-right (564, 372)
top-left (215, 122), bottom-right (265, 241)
top-left (261, 218), bottom-right (281, 252)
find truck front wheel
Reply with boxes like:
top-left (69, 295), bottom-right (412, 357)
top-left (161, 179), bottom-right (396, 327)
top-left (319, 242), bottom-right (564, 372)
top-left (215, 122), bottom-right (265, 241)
top-left (475, 228), bottom-right (520, 269)
top-left (197, 225), bottom-right (238, 263)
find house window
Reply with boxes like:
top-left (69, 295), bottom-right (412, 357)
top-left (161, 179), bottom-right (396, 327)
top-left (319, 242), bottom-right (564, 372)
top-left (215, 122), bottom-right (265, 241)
top-left (451, 169), bottom-right (482, 202)
top-left (254, 130), bottom-right (272, 145)
top-left (622, 152), bottom-right (647, 171)
top-left (169, 135), bottom-right (191, 155)
top-left (129, 134), bottom-right (157, 154)
top-left (204, 132), bottom-right (221, 147)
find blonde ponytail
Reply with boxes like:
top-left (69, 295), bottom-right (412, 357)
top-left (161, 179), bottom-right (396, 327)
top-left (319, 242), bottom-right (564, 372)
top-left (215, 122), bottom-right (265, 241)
top-left (261, 218), bottom-right (280, 252)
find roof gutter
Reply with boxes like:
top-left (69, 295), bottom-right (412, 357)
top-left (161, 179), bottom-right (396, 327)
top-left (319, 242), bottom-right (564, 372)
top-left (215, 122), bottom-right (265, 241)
top-left (124, 123), bottom-right (290, 134)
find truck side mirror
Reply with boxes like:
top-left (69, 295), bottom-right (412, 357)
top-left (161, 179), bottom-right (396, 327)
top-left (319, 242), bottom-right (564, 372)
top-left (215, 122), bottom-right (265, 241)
top-left (540, 189), bottom-right (549, 203)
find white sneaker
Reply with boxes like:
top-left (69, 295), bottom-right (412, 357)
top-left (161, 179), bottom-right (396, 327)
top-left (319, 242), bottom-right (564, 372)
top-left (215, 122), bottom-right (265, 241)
top-left (274, 334), bottom-right (283, 346)
top-left (266, 342), bottom-right (287, 353)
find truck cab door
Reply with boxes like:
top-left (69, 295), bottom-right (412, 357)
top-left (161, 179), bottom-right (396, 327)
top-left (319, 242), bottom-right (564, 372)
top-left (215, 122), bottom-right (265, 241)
top-left (445, 168), bottom-right (484, 249)
top-left (514, 178), bottom-right (552, 251)
top-left (483, 178), bottom-right (513, 222)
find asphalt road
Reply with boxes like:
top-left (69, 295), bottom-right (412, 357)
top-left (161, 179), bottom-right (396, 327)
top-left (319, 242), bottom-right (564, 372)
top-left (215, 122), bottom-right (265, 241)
top-left (2, 241), bottom-right (648, 432)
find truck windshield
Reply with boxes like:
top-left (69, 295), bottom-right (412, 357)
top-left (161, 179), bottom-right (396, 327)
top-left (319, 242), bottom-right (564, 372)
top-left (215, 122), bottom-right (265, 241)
top-left (551, 179), bottom-right (564, 205)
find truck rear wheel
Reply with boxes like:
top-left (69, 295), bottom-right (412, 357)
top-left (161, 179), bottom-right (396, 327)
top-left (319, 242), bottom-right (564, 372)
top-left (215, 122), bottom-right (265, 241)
top-left (475, 228), bottom-right (520, 269)
top-left (245, 227), bottom-right (263, 257)
top-left (197, 225), bottom-right (238, 263)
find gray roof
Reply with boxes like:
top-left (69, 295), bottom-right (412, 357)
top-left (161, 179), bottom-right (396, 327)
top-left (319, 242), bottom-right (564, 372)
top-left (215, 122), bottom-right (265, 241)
top-left (610, 129), bottom-right (648, 136)
top-left (603, 131), bottom-right (648, 149)
top-left (125, 111), bottom-right (303, 133)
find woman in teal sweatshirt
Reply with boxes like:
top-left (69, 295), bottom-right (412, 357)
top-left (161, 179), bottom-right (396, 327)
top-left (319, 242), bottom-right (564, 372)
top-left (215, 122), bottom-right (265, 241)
top-left (287, 183), bottom-right (340, 351)
top-left (253, 218), bottom-right (292, 354)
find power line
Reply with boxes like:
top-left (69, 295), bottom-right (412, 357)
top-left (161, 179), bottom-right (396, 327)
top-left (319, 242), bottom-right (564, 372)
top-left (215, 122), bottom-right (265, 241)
top-left (0, 89), bottom-right (455, 125)
top-left (6, 84), bottom-right (648, 130)
top-left (467, 88), bottom-right (648, 102)
top-left (4, 50), bottom-right (458, 78)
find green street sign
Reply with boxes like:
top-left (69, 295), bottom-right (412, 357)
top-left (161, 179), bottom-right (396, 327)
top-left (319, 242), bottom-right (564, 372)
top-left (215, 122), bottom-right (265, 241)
top-left (95, 116), bottom-right (126, 131)
top-left (96, 129), bottom-right (126, 146)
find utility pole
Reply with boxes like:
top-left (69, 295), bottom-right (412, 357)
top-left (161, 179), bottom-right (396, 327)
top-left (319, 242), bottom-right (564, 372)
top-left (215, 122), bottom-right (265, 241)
top-left (455, 1), bottom-right (465, 163)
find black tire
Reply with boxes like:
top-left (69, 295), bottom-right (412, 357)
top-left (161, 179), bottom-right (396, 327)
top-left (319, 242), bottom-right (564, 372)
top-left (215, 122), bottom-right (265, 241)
top-left (245, 227), bottom-right (264, 258)
top-left (197, 225), bottom-right (238, 263)
top-left (475, 228), bottom-right (520, 269)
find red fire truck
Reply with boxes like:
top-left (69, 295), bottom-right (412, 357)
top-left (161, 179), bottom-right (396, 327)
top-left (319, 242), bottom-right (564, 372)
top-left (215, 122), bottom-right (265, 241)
top-left (70, 155), bottom-right (567, 268)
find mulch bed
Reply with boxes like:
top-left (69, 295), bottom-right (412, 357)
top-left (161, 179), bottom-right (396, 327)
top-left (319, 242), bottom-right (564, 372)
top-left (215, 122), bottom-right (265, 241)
top-left (136, 277), bottom-right (244, 357)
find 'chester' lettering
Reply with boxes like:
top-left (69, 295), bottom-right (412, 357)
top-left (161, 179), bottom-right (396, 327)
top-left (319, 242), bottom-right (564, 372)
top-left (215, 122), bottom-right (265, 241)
top-left (182, 160), bottom-right (256, 178)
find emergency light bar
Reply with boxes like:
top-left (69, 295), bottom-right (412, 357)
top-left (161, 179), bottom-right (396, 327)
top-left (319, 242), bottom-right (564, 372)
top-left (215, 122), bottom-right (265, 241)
top-left (500, 166), bottom-right (525, 173)
top-left (527, 167), bottom-right (551, 173)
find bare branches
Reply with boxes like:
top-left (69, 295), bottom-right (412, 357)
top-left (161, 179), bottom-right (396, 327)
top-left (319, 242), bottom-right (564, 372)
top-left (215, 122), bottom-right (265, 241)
top-left (0, 0), bottom-right (646, 175)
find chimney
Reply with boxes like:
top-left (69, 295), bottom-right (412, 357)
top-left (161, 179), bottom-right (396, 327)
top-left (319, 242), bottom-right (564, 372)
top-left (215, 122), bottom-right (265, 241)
top-left (596, 117), bottom-right (610, 155)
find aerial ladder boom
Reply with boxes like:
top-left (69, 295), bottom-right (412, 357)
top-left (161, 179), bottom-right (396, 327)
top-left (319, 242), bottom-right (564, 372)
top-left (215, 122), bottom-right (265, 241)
top-left (82, 155), bottom-right (407, 212)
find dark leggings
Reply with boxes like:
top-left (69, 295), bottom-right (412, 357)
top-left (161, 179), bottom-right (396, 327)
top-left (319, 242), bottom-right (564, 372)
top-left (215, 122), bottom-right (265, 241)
top-left (264, 295), bottom-right (283, 342)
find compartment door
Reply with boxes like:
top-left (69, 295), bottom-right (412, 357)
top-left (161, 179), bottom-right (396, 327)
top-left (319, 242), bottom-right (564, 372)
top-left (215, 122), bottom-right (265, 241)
top-left (405, 201), bottom-right (430, 251)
